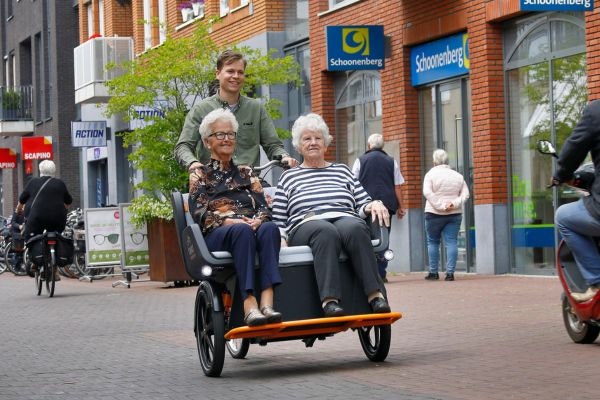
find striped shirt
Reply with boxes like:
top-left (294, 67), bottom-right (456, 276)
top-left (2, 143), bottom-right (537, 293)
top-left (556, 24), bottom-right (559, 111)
top-left (272, 163), bottom-right (372, 236)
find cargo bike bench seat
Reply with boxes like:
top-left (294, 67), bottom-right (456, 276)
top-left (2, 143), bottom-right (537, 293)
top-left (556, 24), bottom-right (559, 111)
top-left (171, 191), bottom-right (402, 377)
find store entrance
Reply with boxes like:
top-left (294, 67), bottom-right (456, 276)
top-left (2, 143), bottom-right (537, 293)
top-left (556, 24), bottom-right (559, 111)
top-left (420, 77), bottom-right (475, 272)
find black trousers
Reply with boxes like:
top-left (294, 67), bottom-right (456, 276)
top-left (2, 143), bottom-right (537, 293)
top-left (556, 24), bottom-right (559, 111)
top-left (289, 217), bottom-right (383, 302)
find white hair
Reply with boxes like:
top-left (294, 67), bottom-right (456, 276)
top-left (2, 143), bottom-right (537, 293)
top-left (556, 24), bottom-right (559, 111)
top-left (432, 149), bottom-right (449, 166)
top-left (291, 113), bottom-right (332, 150)
top-left (198, 108), bottom-right (239, 140)
top-left (367, 133), bottom-right (384, 149)
top-left (38, 160), bottom-right (56, 177)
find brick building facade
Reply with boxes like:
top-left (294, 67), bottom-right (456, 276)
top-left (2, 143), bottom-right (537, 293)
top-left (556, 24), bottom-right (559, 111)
top-left (66, 0), bottom-right (600, 275)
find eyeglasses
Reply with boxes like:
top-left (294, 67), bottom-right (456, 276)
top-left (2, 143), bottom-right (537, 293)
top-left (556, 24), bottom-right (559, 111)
top-left (209, 131), bottom-right (237, 140)
top-left (93, 233), bottom-right (120, 245)
top-left (130, 232), bottom-right (148, 245)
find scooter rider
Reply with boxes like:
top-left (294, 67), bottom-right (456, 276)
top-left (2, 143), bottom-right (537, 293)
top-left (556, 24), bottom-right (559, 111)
top-left (554, 99), bottom-right (600, 303)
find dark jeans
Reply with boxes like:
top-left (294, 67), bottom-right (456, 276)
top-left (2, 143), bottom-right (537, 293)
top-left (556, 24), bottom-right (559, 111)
top-left (205, 222), bottom-right (282, 299)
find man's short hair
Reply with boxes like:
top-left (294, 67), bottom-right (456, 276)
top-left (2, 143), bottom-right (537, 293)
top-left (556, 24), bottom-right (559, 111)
top-left (367, 133), bottom-right (384, 149)
top-left (216, 50), bottom-right (247, 70)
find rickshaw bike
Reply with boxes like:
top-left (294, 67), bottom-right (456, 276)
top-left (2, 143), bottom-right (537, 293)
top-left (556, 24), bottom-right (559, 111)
top-left (171, 163), bottom-right (402, 377)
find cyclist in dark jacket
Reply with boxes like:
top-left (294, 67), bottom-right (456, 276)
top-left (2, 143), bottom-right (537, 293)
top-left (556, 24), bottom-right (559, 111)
top-left (16, 160), bottom-right (73, 239)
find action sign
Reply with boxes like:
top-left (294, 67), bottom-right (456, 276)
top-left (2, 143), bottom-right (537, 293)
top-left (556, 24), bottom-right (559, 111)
top-left (0, 148), bottom-right (17, 168)
top-left (326, 25), bottom-right (385, 71)
top-left (71, 121), bottom-right (107, 147)
top-left (21, 136), bottom-right (53, 160)
top-left (520, 0), bottom-right (594, 11)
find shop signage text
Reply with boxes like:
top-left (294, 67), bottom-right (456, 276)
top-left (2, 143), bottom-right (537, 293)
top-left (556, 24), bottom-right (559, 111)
top-left (326, 25), bottom-right (385, 71)
top-left (520, 0), bottom-right (593, 11)
top-left (0, 148), bottom-right (17, 168)
top-left (71, 121), bottom-right (107, 147)
top-left (410, 32), bottom-right (470, 87)
top-left (21, 136), bottom-right (53, 160)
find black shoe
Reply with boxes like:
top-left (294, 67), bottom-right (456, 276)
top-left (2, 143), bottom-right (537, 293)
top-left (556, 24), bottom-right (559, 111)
top-left (323, 301), bottom-right (345, 317)
top-left (244, 309), bottom-right (268, 327)
top-left (445, 273), bottom-right (455, 281)
top-left (370, 297), bottom-right (391, 313)
top-left (425, 272), bottom-right (439, 280)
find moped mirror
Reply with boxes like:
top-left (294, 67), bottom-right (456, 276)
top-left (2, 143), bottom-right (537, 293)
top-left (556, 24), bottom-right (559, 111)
top-left (536, 140), bottom-right (558, 158)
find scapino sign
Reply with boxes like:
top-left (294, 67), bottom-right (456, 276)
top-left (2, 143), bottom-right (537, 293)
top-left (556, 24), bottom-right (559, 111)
top-left (21, 136), bottom-right (53, 160)
top-left (0, 148), bottom-right (17, 169)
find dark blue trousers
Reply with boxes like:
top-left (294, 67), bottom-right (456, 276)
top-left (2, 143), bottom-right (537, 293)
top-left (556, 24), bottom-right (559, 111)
top-left (205, 222), bottom-right (282, 299)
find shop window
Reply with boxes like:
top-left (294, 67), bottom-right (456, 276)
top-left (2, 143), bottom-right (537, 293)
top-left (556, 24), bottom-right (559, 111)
top-left (505, 12), bottom-right (586, 274)
top-left (334, 71), bottom-right (381, 167)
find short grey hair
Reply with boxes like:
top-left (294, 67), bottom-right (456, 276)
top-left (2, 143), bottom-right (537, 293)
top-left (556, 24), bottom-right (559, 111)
top-left (199, 108), bottom-right (239, 141)
top-left (291, 113), bottom-right (332, 150)
top-left (432, 149), bottom-right (449, 166)
top-left (367, 133), bottom-right (384, 149)
top-left (38, 160), bottom-right (56, 177)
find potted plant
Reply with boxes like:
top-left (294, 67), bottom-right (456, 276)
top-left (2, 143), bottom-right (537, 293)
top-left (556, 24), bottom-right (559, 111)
top-left (177, 2), bottom-right (194, 22)
top-left (191, 0), bottom-right (204, 17)
top-left (1, 90), bottom-right (22, 119)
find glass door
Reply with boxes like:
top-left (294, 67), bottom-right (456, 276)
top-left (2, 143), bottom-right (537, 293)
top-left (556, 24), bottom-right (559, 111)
top-left (421, 77), bottom-right (475, 272)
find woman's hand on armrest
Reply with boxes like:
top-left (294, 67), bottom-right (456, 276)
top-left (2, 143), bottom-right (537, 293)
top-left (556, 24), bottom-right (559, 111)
top-left (366, 200), bottom-right (390, 227)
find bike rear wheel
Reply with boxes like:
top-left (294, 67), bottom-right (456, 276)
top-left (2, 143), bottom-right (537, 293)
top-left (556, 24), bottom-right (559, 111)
top-left (46, 249), bottom-right (56, 297)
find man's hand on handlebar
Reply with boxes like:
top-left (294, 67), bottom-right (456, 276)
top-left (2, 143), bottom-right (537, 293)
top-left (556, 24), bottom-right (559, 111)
top-left (188, 161), bottom-right (203, 173)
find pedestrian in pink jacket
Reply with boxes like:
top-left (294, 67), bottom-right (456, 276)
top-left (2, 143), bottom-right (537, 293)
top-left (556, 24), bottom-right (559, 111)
top-left (423, 149), bottom-right (470, 281)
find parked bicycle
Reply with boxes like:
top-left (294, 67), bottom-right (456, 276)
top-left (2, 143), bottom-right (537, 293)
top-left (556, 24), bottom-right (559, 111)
top-left (2, 213), bottom-right (28, 276)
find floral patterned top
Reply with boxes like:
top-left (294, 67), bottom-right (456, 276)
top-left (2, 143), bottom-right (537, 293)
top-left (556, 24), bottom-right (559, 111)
top-left (188, 159), bottom-right (271, 234)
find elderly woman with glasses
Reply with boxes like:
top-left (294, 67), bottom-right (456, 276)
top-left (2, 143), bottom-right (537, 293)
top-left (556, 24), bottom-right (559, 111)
top-left (272, 113), bottom-right (391, 317)
top-left (188, 108), bottom-right (282, 326)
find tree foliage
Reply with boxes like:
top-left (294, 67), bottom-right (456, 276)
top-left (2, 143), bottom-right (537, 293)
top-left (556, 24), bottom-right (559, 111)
top-left (104, 20), bottom-right (301, 224)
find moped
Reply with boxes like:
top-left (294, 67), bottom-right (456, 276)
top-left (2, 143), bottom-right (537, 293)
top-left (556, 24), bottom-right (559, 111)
top-left (537, 140), bottom-right (600, 343)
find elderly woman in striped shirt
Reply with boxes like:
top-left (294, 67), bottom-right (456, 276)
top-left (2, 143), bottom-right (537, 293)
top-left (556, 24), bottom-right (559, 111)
top-left (272, 113), bottom-right (391, 317)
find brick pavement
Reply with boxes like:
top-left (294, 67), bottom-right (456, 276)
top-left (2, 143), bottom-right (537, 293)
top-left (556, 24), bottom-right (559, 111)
top-left (0, 272), bottom-right (598, 400)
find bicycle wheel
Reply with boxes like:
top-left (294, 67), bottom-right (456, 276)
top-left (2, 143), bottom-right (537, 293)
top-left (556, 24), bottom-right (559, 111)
top-left (73, 250), bottom-right (87, 276)
top-left (46, 249), bottom-right (56, 297)
top-left (0, 241), bottom-right (8, 274)
top-left (5, 245), bottom-right (27, 276)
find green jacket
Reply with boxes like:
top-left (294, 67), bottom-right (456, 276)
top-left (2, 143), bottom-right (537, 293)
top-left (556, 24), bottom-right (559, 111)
top-left (174, 94), bottom-right (288, 169)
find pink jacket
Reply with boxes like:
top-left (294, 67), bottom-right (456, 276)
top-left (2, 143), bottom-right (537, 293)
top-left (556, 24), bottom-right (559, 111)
top-left (423, 164), bottom-right (470, 215)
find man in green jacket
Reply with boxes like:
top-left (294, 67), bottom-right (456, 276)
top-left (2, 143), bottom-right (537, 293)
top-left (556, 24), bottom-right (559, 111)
top-left (175, 50), bottom-right (297, 172)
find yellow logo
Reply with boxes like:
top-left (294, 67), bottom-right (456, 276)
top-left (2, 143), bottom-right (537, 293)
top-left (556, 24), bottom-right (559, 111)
top-left (462, 34), bottom-right (470, 69)
top-left (342, 28), bottom-right (370, 56)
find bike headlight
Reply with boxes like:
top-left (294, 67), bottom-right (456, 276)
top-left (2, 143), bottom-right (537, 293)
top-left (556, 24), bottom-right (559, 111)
top-left (201, 265), bottom-right (213, 277)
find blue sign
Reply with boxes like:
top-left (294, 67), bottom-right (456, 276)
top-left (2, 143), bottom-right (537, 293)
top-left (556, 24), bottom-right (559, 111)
top-left (326, 25), bottom-right (385, 71)
top-left (520, 0), bottom-right (593, 11)
top-left (71, 121), bottom-right (107, 147)
top-left (410, 32), bottom-right (470, 87)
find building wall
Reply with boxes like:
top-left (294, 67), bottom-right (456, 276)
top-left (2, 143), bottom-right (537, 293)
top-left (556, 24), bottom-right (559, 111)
top-left (1, 0), bottom-right (80, 214)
